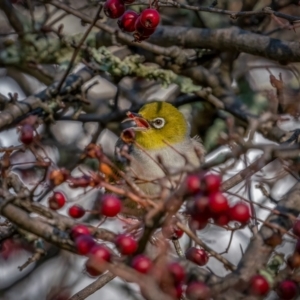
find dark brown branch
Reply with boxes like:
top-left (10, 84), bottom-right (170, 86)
top-left (148, 26), bottom-right (300, 63)
top-left (69, 272), bottom-right (115, 300)
top-left (136, 1), bottom-right (300, 23)
top-left (106, 262), bottom-right (174, 300)
top-left (0, 67), bottom-right (94, 131)
top-left (177, 223), bottom-right (236, 271)
top-left (235, 181), bottom-right (300, 288)
top-left (221, 129), bottom-right (300, 192)
top-left (49, 0), bottom-right (179, 58)
top-left (0, 0), bottom-right (24, 35)
top-left (50, 0), bottom-right (300, 63)
top-left (1, 173), bottom-right (116, 246)
top-left (55, 4), bottom-right (102, 93)
top-left (0, 198), bottom-right (76, 252)
top-left (15, 200), bottom-right (116, 242)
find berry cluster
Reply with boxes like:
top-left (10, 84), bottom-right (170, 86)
top-left (70, 225), bottom-right (110, 276)
top-left (161, 217), bottom-right (209, 267)
top-left (136, 258), bottom-right (210, 299)
top-left (156, 262), bottom-right (210, 299)
top-left (48, 191), bottom-right (87, 219)
top-left (103, 0), bottom-right (160, 42)
top-left (70, 224), bottom-right (143, 277)
top-left (47, 190), bottom-right (122, 219)
top-left (244, 220), bottom-right (300, 299)
top-left (186, 173), bottom-right (251, 229)
top-left (70, 222), bottom-right (212, 298)
top-left (249, 274), bottom-right (298, 299)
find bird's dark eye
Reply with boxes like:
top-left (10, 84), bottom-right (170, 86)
top-left (152, 118), bottom-right (165, 129)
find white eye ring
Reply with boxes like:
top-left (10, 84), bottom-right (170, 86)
top-left (152, 117), bottom-right (165, 129)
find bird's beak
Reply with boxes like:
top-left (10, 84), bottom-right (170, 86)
top-left (122, 111), bottom-right (150, 131)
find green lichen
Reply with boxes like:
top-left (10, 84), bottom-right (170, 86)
top-left (257, 254), bottom-right (285, 288)
top-left (90, 47), bottom-right (201, 94)
top-left (0, 29), bottom-right (201, 93)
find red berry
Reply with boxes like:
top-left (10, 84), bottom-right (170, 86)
top-left (277, 280), bottom-right (298, 300)
top-left (292, 219), bottom-right (300, 237)
top-left (188, 218), bottom-right (208, 231)
top-left (68, 204), bottom-right (85, 219)
top-left (135, 17), bottom-right (156, 37)
top-left (175, 285), bottom-right (183, 299)
top-left (193, 196), bottom-right (210, 214)
top-left (104, 0), bottom-right (125, 19)
top-left (203, 174), bottom-right (221, 193)
top-left (168, 262), bottom-right (185, 285)
top-left (85, 245), bottom-right (111, 276)
top-left (229, 202), bottom-right (251, 223)
top-left (131, 255), bottom-right (152, 274)
top-left (189, 200), bottom-right (210, 230)
top-left (48, 191), bottom-right (66, 210)
top-left (70, 224), bottom-right (90, 240)
top-left (249, 275), bottom-right (270, 296)
top-left (89, 244), bottom-right (111, 262)
top-left (139, 8), bottom-right (160, 29)
top-left (0, 239), bottom-right (23, 260)
top-left (75, 235), bottom-right (95, 255)
top-left (162, 224), bottom-right (184, 240)
top-left (213, 212), bottom-right (230, 226)
top-left (20, 124), bottom-right (34, 144)
top-left (186, 281), bottom-right (211, 300)
top-left (85, 263), bottom-right (102, 277)
top-left (115, 234), bottom-right (138, 255)
top-left (186, 175), bottom-right (201, 195)
top-left (118, 10), bottom-right (139, 32)
top-left (162, 284), bottom-right (183, 299)
top-left (100, 194), bottom-right (122, 217)
top-left (287, 252), bottom-right (300, 269)
top-left (185, 247), bottom-right (209, 266)
top-left (208, 192), bottom-right (229, 214)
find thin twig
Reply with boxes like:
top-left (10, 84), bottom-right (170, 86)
top-left (176, 222), bottom-right (236, 271)
top-left (68, 272), bottom-right (115, 300)
top-left (0, 0), bottom-right (24, 35)
top-left (172, 240), bottom-right (184, 258)
top-left (55, 4), bottom-right (103, 94)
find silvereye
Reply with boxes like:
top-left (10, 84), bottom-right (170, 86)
top-left (115, 101), bottom-right (205, 216)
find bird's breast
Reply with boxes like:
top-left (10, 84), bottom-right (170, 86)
top-left (128, 140), bottom-right (201, 195)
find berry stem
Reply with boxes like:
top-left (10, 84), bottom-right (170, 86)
top-left (172, 240), bottom-right (184, 258)
top-left (176, 222), bottom-right (236, 271)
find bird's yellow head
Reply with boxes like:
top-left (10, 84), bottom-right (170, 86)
top-left (124, 102), bottom-right (188, 150)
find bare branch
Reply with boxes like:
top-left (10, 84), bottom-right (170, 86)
top-left (0, 0), bottom-right (24, 35)
top-left (69, 272), bottom-right (115, 300)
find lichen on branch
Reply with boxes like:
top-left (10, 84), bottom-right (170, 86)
top-left (90, 47), bottom-right (201, 93)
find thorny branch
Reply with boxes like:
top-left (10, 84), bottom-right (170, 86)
top-left (1, 0), bottom-right (300, 299)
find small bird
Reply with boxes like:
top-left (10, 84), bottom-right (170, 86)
top-left (115, 101), bottom-right (205, 216)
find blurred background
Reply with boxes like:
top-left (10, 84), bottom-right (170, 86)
top-left (0, 0), bottom-right (300, 299)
